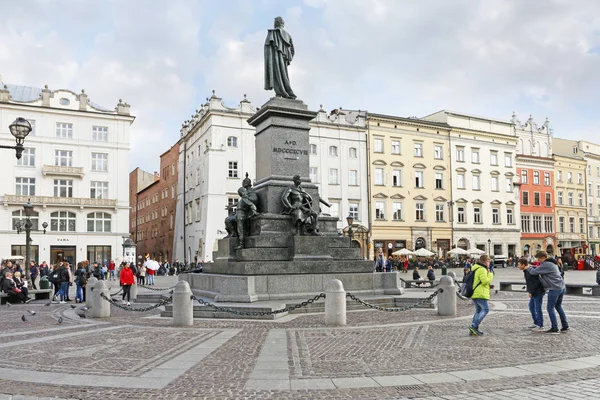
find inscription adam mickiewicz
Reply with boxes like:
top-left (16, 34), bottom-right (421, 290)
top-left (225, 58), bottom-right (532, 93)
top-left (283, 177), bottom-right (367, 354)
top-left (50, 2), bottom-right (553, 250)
top-left (273, 139), bottom-right (307, 155)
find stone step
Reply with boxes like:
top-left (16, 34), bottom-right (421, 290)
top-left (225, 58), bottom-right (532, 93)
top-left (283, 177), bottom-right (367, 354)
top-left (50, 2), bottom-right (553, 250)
top-left (244, 235), bottom-right (289, 248)
top-left (330, 247), bottom-right (362, 260)
top-left (235, 247), bottom-right (290, 261)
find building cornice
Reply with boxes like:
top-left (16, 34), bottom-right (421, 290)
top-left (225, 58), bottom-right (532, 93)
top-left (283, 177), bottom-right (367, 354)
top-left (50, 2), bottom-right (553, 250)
top-left (0, 101), bottom-right (136, 122)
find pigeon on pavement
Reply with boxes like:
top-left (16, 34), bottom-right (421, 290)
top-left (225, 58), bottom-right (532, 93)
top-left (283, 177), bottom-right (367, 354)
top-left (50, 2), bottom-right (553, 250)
top-left (21, 315), bottom-right (27, 322)
top-left (70, 304), bottom-right (76, 309)
top-left (6, 302), bottom-right (11, 307)
top-left (81, 306), bottom-right (90, 311)
top-left (27, 310), bottom-right (36, 315)
top-left (44, 302), bottom-right (51, 306)
top-left (57, 316), bottom-right (63, 324)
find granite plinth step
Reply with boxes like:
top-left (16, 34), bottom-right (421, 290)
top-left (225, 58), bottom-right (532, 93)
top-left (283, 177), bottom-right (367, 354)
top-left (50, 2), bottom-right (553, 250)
top-left (330, 247), bottom-right (362, 260)
top-left (235, 247), bottom-right (290, 261)
top-left (244, 235), bottom-right (290, 248)
top-left (134, 293), bottom-right (170, 303)
top-left (204, 259), bottom-right (374, 275)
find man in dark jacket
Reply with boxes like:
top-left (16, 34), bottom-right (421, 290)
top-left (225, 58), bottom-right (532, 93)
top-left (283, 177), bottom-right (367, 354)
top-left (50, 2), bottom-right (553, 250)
top-left (518, 258), bottom-right (545, 331)
top-left (57, 264), bottom-right (70, 303)
top-left (426, 266), bottom-right (436, 284)
top-left (30, 261), bottom-right (39, 290)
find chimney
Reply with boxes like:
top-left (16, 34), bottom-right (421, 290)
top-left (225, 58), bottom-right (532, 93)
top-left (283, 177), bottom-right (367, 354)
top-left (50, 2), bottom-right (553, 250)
top-left (116, 99), bottom-right (131, 115)
top-left (154, 171), bottom-right (159, 181)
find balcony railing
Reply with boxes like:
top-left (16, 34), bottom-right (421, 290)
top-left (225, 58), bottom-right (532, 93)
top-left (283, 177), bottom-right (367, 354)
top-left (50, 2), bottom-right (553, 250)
top-left (42, 165), bottom-right (85, 178)
top-left (3, 195), bottom-right (117, 208)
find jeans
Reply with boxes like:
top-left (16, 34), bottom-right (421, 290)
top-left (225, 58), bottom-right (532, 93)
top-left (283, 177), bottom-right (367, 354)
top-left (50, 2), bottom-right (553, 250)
top-left (76, 283), bottom-right (84, 302)
top-left (147, 274), bottom-right (154, 285)
top-left (528, 293), bottom-right (545, 327)
top-left (110, 270), bottom-right (115, 280)
top-left (31, 276), bottom-right (38, 290)
top-left (122, 285), bottom-right (131, 302)
top-left (547, 288), bottom-right (569, 330)
top-left (58, 281), bottom-right (69, 301)
top-left (471, 298), bottom-right (490, 329)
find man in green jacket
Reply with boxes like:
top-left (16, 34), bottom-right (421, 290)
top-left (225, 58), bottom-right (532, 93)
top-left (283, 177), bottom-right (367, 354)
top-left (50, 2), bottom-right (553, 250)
top-left (469, 254), bottom-right (494, 336)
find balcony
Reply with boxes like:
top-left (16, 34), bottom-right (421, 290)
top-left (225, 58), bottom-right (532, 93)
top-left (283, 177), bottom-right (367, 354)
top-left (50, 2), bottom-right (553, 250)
top-left (42, 165), bottom-right (85, 178)
top-left (3, 195), bottom-right (117, 208)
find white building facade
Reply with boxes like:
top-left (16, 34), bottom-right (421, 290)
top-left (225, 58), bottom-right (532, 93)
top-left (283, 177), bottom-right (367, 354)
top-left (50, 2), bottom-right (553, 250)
top-left (0, 82), bottom-right (134, 265)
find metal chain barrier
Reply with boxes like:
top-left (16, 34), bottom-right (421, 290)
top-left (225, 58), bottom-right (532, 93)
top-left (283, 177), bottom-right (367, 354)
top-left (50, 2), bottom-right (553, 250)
top-left (190, 293), bottom-right (325, 316)
top-left (400, 277), bottom-right (439, 288)
top-left (100, 292), bottom-right (172, 312)
top-left (346, 289), bottom-right (442, 312)
top-left (109, 288), bottom-right (123, 296)
top-left (138, 284), bottom-right (177, 291)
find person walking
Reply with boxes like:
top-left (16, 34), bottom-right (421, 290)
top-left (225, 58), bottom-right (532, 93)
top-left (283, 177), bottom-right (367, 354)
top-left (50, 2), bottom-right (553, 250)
top-left (56, 263), bottom-right (70, 304)
top-left (120, 262), bottom-right (135, 306)
top-left (74, 262), bottom-right (87, 303)
top-left (138, 263), bottom-right (146, 285)
top-left (517, 258), bottom-right (545, 331)
top-left (426, 265), bottom-right (436, 286)
top-left (529, 251), bottom-right (569, 334)
top-left (469, 254), bottom-right (494, 336)
top-left (30, 261), bottom-right (39, 290)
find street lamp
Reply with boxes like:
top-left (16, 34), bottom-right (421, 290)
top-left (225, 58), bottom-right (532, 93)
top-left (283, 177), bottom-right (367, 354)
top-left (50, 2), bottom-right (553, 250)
top-left (15, 199), bottom-right (48, 284)
top-left (488, 239), bottom-right (491, 255)
top-left (0, 117), bottom-right (32, 159)
top-left (346, 214), bottom-right (354, 248)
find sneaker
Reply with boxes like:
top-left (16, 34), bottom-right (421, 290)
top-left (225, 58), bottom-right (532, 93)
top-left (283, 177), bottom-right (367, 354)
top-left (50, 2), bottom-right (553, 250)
top-left (533, 326), bottom-right (545, 332)
top-left (59, 301), bottom-right (66, 304)
top-left (560, 327), bottom-right (570, 333)
top-left (545, 328), bottom-right (560, 335)
top-left (528, 324), bottom-right (538, 329)
top-left (25, 298), bottom-right (32, 304)
top-left (469, 326), bottom-right (482, 336)
top-left (126, 302), bottom-right (131, 306)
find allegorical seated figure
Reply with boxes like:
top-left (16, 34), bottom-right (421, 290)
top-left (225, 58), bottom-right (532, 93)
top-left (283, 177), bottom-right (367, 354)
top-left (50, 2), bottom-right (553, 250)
top-left (223, 173), bottom-right (260, 250)
top-left (281, 175), bottom-right (321, 236)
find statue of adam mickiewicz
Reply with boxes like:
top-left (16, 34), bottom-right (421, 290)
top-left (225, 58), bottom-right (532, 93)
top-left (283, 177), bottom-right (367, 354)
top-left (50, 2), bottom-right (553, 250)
top-left (264, 17), bottom-right (297, 100)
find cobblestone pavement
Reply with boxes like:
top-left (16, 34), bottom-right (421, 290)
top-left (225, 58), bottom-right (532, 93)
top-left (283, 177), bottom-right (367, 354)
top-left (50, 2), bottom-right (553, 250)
top-left (2, 273), bottom-right (600, 399)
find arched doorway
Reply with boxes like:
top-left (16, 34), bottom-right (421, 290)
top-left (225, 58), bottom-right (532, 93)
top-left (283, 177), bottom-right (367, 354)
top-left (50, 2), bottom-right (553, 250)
top-left (523, 244), bottom-right (530, 257)
top-left (546, 244), bottom-right (554, 255)
top-left (415, 237), bottom-right (426, 250)
top-left (351, 240), bottom-right (361, 249)
top-left (457, 238), bottom-right (469, 250)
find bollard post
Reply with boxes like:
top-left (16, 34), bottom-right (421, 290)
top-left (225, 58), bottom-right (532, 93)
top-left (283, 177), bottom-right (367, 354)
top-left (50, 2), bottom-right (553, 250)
top-left (130, 282), bottom-right (138, 302)
top-left (325, 279), bottom-right (346, 327)
top-left (86, 277), bottom-right (98, 308)
top-left (172, 281), bottom-right (193, 327)
top-left (91, 280), bottom-right (110, 318)
top-left (447, 271), bottom-right (457, 281)
top-left (437, 275), bottom-right (457, 316)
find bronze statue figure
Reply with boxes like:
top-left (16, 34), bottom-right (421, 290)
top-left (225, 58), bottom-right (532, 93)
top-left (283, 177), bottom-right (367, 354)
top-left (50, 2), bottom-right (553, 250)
top-left (281, 175), bottom-right (321, 236)
top-left (264, 16), bottom-right (296, 99)
top-left (223, 174), bottom-right (260, 250)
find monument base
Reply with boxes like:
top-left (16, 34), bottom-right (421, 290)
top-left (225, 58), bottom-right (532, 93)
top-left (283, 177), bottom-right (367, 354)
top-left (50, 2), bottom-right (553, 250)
top-left (180, 271), bottom-right (404, 303)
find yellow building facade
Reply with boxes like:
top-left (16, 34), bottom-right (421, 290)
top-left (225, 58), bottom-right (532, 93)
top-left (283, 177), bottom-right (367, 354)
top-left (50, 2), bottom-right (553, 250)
top-left (367, 114), bottom-right (452, 259)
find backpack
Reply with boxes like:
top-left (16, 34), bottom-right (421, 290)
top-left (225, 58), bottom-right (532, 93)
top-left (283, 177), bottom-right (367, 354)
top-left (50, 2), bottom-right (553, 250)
top-left (460, 267), bottom-right (481, 298)
top-left (50, 272), bottom-right (59, 283)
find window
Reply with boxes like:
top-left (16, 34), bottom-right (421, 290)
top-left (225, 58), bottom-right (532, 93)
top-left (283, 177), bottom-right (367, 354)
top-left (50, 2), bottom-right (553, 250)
top-left (172, 164), bottom-right (175, 175)
top-left (392, 169), bottom-right (402, 187)
top-left (434, 145), bottom-right (443, 160)
top-left (491, 176), bottom-right (499, 191)
top-left (435, 173), bottom-right (443, 189)
top-left (573, 147), bottom-right (578, 154)
top-left (578, 173), bottom-right (583, 184)
top-left (598, 184), bottom-right (600, 197)
top-left (87, 212), bottom-right (111, 232)
top-left (227, 136), bottom-right (237, 147)
top-left (473, 207), bottom-right (481, 223)
top-left (171, 185), bottom-right (175, 198)
top-left (228, 161), bottom-right (238, 178)
top-left (471, 148), bottom-right (480, 164)
top-left (490, 151), bottom-right (498, 166)
top-left (557, 170), bottom-right (562, 182)
top-left (567, 172), bottom-right (572, 183)
top-left (580, 217), bottom-right (585, 233)
top-left (310, 167), bottom-right (318, 183)
top-left (506, 208), bottom-right (514, 224)
top-left (522, 191), bottom-right (529, 206)
top-left (544, 172), bottom-right (550, 186)
top-left (544, 216), bottom-right (554, 233)
top-left (435, 204), bottom-right (444, 222)
top-left (349, 170), bottom-right (358, 186)
top-left (456, 147), bottom-right (465, 162)
top-left (374, 139), bottom-right (383, 153)
top-left (568, 192), bottom-right (574, 206)
top-left (329, 146), bottom-right (338, 157)
top-left (521, 170), bottom-right (528, 184)
top-left (521, 215), bottom-right (531, 233)
top-left (92, 126), bottom-right (108, 141)
top-left (590, 203), bottom-right (594, 217)
top-left (414, 142), bottom-right (423, 157)
top-left (472, 174), bottom-right (480, 190)
top-left (53, 179), bottom-right (73, 197)
top-left (415, 171), bottom-right (424, 188)
top-left (415, 203), bottom-right (425, 221)
top-left (504, 153), bottom-right (512, 167)
top-left (457, 206), bottom-right (466, 223)
top-left (569, 217), bottom-right (575, 233)
top-left (348, 147), bottom-right (357, 158)
top-left (590, 226), bottom-right (594, 238)
top-left (15, 177), bottom-right (35, 196)
top-left (457, 173), bottom-right (465, 189)
top-left (558, 191), bottom-right (563, 205)
top-left (90, 181), bottom-right (108, 199)
top-left (329, 202), bottom-right (339, 218)
top-left (545, 193), bottom-right (551, 207)
top-left (349, 203), bottom-right (359, 220)
top-left (329, 168), bottom-right (339, 184)
top-left (51, 211), bottom-right (76, 232)
top-left (375, 201), bottom-right (385, 220)
top-left (578, 193), bottom-right (583, 206)
top-left (589, 183), bottom-right (593, 196)
top-left (12, 209), bottom-right (39, 231)
top-left (492, 208), bottom-right (500, 224)
top-left (392, 202), bottom-right (403, 220)
top-left (55, 150), bottom-right (73, 167)
top-left (533, 215), bottom-right (542, 233)
top-left (375, 168), bottom-right (384, 185)
top-left (310, 144), bottom-right (317, 155)
top-left (534, 192), bottom-right (540, 206)
top-left (91, 153), bottom-right (108, 171)
top-left (56, 122), bottom-right (73, 138)
top-left (505, 177), bottom-right (512, 192)
top-left (533, 171), bottom-right (540, 185)
top-left (559, 216), bottom-right (565, 233)
top-left (391, 141), bottom-right (400, 155)
top-left (17, 148), bottom-right (35, 166)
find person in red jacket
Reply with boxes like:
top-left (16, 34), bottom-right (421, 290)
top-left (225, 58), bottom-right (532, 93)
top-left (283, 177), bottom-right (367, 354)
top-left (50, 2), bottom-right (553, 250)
top-left (119, 262), bottom-right (135, 306)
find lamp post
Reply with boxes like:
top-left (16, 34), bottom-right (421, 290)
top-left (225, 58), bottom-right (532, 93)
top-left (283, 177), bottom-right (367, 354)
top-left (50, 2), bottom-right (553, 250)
top-left (488, 239), bottom-right (491, 255)
top-left (0, 117), bottom-right (32, 159)
top-left (15, 200), bottom-right (48, 284)
top-left (346, 214), bottom-right (354, 248)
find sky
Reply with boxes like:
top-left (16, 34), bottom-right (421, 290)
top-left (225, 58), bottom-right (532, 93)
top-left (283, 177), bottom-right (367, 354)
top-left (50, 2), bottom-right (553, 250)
top-left (1, 0), bottom-right (599, 173)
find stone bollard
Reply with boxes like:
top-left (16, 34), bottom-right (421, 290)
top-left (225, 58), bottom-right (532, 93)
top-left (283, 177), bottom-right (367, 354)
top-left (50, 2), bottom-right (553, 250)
top-left (172, 281), bottom-right (193, 327)
top-left (130, 282), bottom-right (138, 302)
top-left (86, 277), bottom-right (98, 308)
top-left (91, 280), bottom-right (110, 318)
top-left (325, 279), bottom-right (346, 327)
top-left (447, 271), bottom-right (457, 281)
top-left (437, 275), bottom-right (457, 316)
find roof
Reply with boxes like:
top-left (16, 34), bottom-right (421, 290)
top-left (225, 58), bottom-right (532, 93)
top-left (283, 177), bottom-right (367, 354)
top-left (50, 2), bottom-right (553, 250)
top-left (423, 109), bottom-right (513, 125)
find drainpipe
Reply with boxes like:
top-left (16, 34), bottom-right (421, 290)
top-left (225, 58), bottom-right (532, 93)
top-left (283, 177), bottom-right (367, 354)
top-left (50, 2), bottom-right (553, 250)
top-left (366, 115), bottom-right (373, 260)
top-left (448, 128), bottom-right (455, 250)
top-left (182, 142), bottom-right (187, 264)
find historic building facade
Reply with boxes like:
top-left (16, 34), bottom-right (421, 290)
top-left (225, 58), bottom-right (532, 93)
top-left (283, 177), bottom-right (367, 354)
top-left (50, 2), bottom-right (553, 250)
top-left (367, 114), bottom-right (452, 258)
top-left (0, 81), bottom-right (134, 265)
top-left (129, 144), bottom-right (179, 262)
top-left (423, 110), bottom-right (520, 258)
top-left (513, 114), bottom-right (556, 256)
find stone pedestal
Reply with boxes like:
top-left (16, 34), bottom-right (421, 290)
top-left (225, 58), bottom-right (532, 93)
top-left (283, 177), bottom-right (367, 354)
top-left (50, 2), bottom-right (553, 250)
top-left (85, 277), bottom-right (98, 307)
top-left (437, 276), bottom-right (456, 317)
top-left (325, 279), bottom-right (346, 327)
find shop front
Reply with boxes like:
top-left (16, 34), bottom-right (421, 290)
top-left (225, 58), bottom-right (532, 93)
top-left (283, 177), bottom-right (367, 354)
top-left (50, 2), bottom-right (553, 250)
top-left (373, 240), bottom-right (407, 259)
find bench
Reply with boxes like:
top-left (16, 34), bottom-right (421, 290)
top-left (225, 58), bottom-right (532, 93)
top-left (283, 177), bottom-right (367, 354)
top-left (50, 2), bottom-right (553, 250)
top-left (0, 288), bottom-right (53, 305)
top-left (565, 284), bottom-right (600, 296)
top-left (499, 281), bottom-right (527, 291)
top-left (402, 279), bottom-right (437, 288)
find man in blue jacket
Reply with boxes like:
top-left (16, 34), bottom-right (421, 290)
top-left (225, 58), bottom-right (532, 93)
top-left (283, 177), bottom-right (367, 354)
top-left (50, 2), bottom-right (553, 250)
top-left (518, 258), bottom-right (545, 331)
